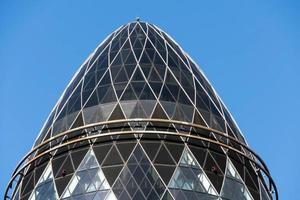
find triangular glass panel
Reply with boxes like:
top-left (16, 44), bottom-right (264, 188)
top-left (61, 149), bottom-right (110, 199)
top-left (34, 163), bottom-right (48, 187)
top-left (211, 111), bottom-right (226, 133)
top-left (102, 166), bottom-right (123, 187)
top-left (178, 89), bottom-right (193, 106)
top-left (111, 65), bottom-right (122, 81)
top-left (164, 143), bottom-right (184, 164)
top-left (71, 147), bottom-right (90, 169)
top-left (21, 171), bottom-right (34, 196)
top-left (168, 147), bottom-right (218, 196)
top-left (94, 85), bottom-right (111, 107)
top-left (166, 84), bottom-right (180, 103)
top-left (83, 70), bottom-right (97, 92)
top-left (161, 190), bottom-right (174, 200)
top-left (111, 52), bottom-right (123, 66)
top-left (28, 163), bottom-right (59, 200)
top-left (203, 152), bottom-right (224, 193)
top-left (153, 144), bottom-right (177, 185)
top-left (124, 52), bottom-right (137, 65)
top-left (139, 22), bottom-right (147, 33)
top-left (244, 174), bottom-right (260, 199)
top-left (113, 67), bottom-right (128, 83)
top-left (179, 148), bottom-right (198, 167)
top-left (131, 67), bottom-right (145, 82)
top-left (130, 101), bottom-right (147, 118)
top-left (133, 49), bottom-right (143, 61)
top-left (168, 189), bottom-right (187, 200)
top-left (221, 159), bottom-right (254, 200)
top-left (146, 48), bottom-right (155, 62)
top-left (93, 143), bottom-right (113, 166)
top-left (104, 191), bottom-right (117, 200)
top-left (70, 112), bottom-right (84, 129)
top-left (134, 27), bottom-right (146, 42)
top-left (38, 163), bottom-right (53, 183)
top-left (151, 103), bottom-right (168, 119)
top-left (131, 35), bottom-right (143, 49)
top-left (139, 83), bottom-right (156, 100)
top-left (139, 50), bottom-right (151, 64)
top-left (110, 37), bottom-right (121, 54)
top-left (131, 82), bottom-right (145, 98)
top-left (53, 153), bottom-right (75, 179)
top-left (140, 141), bottom-right (160, 161)
top-left (183, 105), bottom-right (195, 122)
top-left (95, 59), bottom-right (109, 83)
top-left (173, 103), bottom-right (193, 122)
top-left (122, 40), bottom-right (131, 50)
top-left (149, 67), bottom-right (162, 82)
top-left (165, 69), bottom-right (178, 85)
top-left (124, 64), bottom-right (136, 79)
top-left (116, 142), bottom-right (136, 162)
top-left (154, 144), bottom-right (176, 165)
top-left (52, 154), bottom-right (68, 178)
top-left (209, 151), bottom-right (226, 173)
top-left (98, 70), bottom-right (111, 87)
top-left (128, 22), bottom-right (137, 33)
top-left (108, 104), bottom-right (125, 120)
top-left (193, 111), bottom-right (207, 126)
top-left (120, 101), bottom-right (137, 118)
top-left (92, 190), bottom-right (109, 200)
top-left (154, 165), bottom-right (176, 186)
top-left (153, 51), bottom-right (166, 66)
top-left (83, 105), bottom-right (104, 124)
top-left (181, 78), bottom-right (195, 102)
top-left (195, 82), bottom-right (210, 109)
top-left (140, 63), bottom-right (151, 78)
top-left (102, 145), bottom-right (123, 166)
top-left (84, 88), bottom-right (99, 109)
top-left (113, 83), bottom-right (127, 99)
top-left (149, 82), bottom-right (162, 97)
top-left (145, 38), bottom-right (153, 50)
top-left (167, 49), bottom-right (180, 73)
top-left (160, 85), bottom-right (176, 102)
top-left (100, 85), bottom-right (117, 104)
top-left (136, 23), bottom-right (146, 35)
top-left (100, 103), bottom-right (117, 122)
top-left (112, 144), bottom-right (166, 199)
top-left (78, 150), bottom-right (99, 171)
top-left (120, 84), bottom-right (138, 101)
top-left (139, 100), bottom-right (156, 117)
top-left (148, 26), bottom-right (166, 50)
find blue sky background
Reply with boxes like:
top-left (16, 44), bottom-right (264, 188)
top-left (0, 1), bottom-right (299, 199)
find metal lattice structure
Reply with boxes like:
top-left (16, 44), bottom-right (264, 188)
top-left (5, 20), bottom-right (277, 200)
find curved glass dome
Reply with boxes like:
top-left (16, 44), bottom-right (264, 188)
top-left (34, 21), bottom-right (246, 147)
top-left (6, 21), bottom-right (277, 200)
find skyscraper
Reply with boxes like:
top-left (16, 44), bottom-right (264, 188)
top-left (5, 20), bottom-right (277, 200)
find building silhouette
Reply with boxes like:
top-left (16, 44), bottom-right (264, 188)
top-left (5, 20), bottom-right (277, 200)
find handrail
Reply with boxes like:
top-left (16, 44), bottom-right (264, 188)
top-left (9, 119), bottom-right (269, 176)
top-left (4, 119), bottom-right (278, 200)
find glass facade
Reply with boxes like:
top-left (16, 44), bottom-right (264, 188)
top-left (5, 20), bottom-right (277, 200)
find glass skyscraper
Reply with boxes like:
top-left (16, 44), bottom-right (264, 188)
top-left (5, 20), bottom-right (277, 200)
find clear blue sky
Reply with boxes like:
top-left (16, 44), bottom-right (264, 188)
top-left (0, 1), bottom-right (299, 199)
